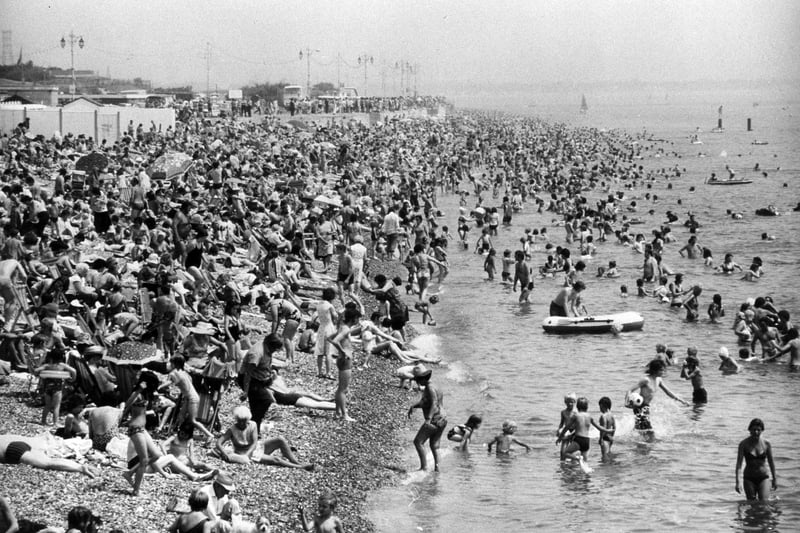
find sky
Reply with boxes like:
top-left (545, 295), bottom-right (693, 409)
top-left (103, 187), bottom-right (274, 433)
top-left (2, 0), bottom-right (799, 94)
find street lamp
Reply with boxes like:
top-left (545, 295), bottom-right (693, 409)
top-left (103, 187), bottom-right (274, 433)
top-left (357, 54), bottom-right (373, 97)
top-left (60, 31), bottom-right (85, 101)
top-left (299, 47), bottom-right (320, 98)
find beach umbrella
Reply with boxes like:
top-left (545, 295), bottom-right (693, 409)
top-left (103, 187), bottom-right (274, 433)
top-left (75, 152), bottom-right (110, 173)
top-left (147, 152), bottom-right (194, 180)
top-left (319, 141), bottom-right (336, 151)
top-left (288, 119), bottom-right (309, 131)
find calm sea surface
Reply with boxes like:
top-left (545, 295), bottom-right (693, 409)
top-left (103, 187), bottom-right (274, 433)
top-left (367, 84), bottom-right (800, 532)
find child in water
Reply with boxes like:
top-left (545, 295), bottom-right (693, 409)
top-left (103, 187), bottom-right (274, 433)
top-left (501, 249), bottom-right (514, 282)
top-left (620, 285), bottom-right (628, 298)
top-left (680, 352), bottom-right (707, 404)
top-left (488, 420), bottom-right (531, 454)
top-left (556, 397), bottom-right (615, 465)
top-left (299, 489), bottom-right (344, 533)
top-left (682, 285), bottom-right (702, 321)
top-left (447, 414), bottom-right (483, 451)
top-left (484, 248), bottom-right (497, 280)
top-left (557, 393), bottom-right (577, 458)
top-left (708, 293), bottom-right (725, 323)
top-left (597, 397), bottom-right (616, 461)
top-left (519, 282), bottom-right (534, 304)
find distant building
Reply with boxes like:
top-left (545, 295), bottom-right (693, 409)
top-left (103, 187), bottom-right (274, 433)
top-left (61, 96), bottom-right (104, 110)
top-left (0, 78), bottom-right (58, 106)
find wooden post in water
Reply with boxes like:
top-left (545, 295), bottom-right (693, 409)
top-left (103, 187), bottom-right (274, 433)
top-left (747, 118), bottom-right (752, 131)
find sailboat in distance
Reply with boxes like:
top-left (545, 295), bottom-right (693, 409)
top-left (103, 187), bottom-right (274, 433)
top-left (580, 94), bottom-right (588, 114)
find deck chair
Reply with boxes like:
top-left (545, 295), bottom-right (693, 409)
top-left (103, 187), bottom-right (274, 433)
top-left (22, 343), bottom-right (41, 399)
top-left (69, 356), bottom-right (105, 406)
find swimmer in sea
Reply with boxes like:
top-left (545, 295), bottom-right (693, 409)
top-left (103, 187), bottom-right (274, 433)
top-left (679, 236), bottom-right (702, 259)
top-left (549, 281), bottom-right (587, 317)
top-left (762, 327), bottom-right (800, 368)
top-left (717, 253), bottom-right (743, 275)
top-left (708, 293), bottom-right (725, 323)
top-left (488, 420), bottom-right (530, 454)
top-left (626, 359), bottom-right (689, 432)
top-left (682, 285), bottom-right (703, 322)
top-left (742, 262), bottom-right (763, 281)
top-left (735, 418), bottom-right (777, 501)
top-left (557, 397), bottom-right (614, 464)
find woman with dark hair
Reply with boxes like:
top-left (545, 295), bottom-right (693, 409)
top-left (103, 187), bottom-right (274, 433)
top-left (735, 418), bottom-right (777, 500)
top-left (66, 505), bottom-right (102, 533)
top-left (120, 370), bottom-right (160, 496)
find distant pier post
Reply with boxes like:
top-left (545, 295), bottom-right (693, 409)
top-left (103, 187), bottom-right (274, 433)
top-left (747, 118), bottom-right (752, 131)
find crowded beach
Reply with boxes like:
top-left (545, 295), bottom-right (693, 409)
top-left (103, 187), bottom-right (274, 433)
top-left (0, 94), bottom-right (796, 532)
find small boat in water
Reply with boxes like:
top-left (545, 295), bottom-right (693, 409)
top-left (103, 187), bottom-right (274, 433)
top-left (707, 179), bottom-right (753, 185)
top-left (751, 140), bottom-right (769, 145)
top-left (542, 312), bottom-right (644, 334)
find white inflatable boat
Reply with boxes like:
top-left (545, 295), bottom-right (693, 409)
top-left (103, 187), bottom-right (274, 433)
top-left (542, 312), bottom-right (645, 334)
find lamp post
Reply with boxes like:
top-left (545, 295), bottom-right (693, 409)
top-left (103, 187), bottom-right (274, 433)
top-left (299, 47), bottom-right (320, 98)
top-left (357, 54), bottom-right (373, 97)
top-left (394, 60), bottom-right (416, 96)
top-left (60, 31), bottom-right (85, 101)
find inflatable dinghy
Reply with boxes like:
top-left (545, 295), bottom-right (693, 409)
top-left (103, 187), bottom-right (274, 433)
top-left (542, 312), bottom-right (644, 334)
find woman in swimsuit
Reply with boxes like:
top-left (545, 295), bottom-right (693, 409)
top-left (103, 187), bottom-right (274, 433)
top-left (735, 418), bottom-right (777, 500)
top-left (268, 290), bottom-right (303, 364)
top-left (407, 365), bottom-right (447, 471)
top-left (121, 371), bottom-right (160, 496)
top-left (717, 253), bottom-right (743, 275)
top-left (328, 307), bottom-right (361, 422)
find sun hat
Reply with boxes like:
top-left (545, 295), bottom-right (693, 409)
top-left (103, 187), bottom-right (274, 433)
top-left (214, 471), bottom-right (236, 492)
top-left (718, 346), bottom-right (730, 359)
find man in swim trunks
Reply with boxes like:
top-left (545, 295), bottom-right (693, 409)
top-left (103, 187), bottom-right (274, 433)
top-left (550, 280), bottom-right (586, 317)
top-left (627, 359), bottom-right (689, 432)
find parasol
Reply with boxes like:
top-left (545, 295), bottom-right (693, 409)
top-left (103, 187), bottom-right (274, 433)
top-left (75, 152), bottom-right (110, 173)
top-left (105, 341), bottom-right (160, 365)
top-left (147, 152), bottom-right (194, 180)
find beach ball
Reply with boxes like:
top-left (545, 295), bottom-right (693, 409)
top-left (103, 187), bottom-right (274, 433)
top-left (628, 392), bottom-right (644, 408)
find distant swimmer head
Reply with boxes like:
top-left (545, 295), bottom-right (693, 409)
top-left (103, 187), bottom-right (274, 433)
top-left (429, 295), bottom-right (439, 305)
top-left (718, 346), bottom-right (730, 359)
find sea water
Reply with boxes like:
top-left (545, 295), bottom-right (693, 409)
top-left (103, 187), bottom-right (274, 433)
top-left (367, 83), bottom-right (800, 532)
